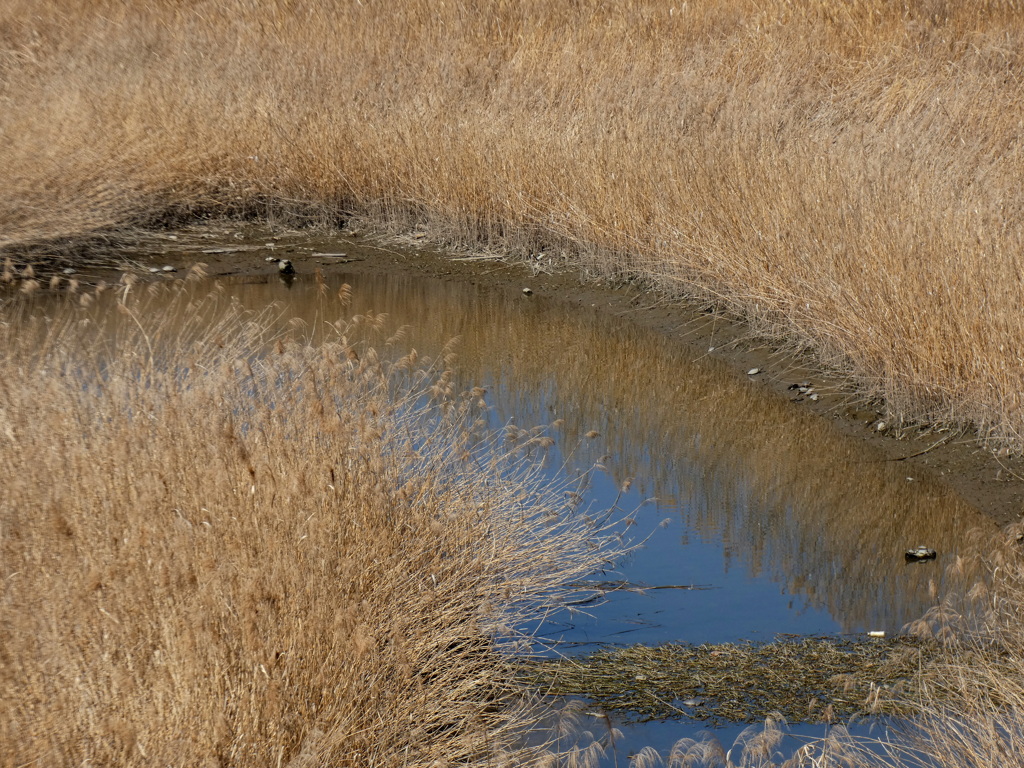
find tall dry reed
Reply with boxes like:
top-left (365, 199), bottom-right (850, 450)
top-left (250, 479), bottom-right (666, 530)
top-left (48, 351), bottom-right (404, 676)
top-left (0, 274), bottom-right (619, 767)
top-left (2, 1), bottom-right (1024, 446)
top-left (874, 526), bottom-right (1024, 768)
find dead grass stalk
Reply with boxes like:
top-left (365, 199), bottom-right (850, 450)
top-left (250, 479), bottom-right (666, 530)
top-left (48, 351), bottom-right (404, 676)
top-left (0, 278), bottom-right (619, 766)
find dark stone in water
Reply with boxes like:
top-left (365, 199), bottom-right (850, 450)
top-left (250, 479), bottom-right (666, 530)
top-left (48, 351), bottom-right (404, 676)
top-left (905, 546), bottom-right (937, 562)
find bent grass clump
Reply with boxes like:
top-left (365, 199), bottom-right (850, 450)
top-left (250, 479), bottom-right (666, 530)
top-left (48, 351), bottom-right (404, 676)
top-left (877, 528), bottom-right (1024, 768)
top-left (0, 278), bottom-right (621, 767)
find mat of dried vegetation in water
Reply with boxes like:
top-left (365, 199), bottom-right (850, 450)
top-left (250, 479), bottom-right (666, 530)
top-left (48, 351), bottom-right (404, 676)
top-left (523, 637), bottom-right (944, 725)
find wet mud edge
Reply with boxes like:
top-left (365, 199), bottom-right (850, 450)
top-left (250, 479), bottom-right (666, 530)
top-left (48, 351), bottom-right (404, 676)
top-left (25, 224), bottom-right (1024, 529)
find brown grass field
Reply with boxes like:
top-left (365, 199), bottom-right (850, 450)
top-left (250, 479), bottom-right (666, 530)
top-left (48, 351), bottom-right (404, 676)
top-left (0, 276), bottom-right (622, 766)
top-left (5, 1), bottom-right (1024, 765)
top-left (2, 0), bottom-right (1024, 446)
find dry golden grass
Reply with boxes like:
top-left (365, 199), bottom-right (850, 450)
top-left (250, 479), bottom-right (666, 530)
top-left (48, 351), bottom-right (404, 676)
top-left (0, 275), bottom-right (620, 767)
top-left (878, 526), bottom-right (1024, 768)
top-left (2, 1), bottom-right (1024, 446)
top-left (5, 4), bottom-right (1024, 764)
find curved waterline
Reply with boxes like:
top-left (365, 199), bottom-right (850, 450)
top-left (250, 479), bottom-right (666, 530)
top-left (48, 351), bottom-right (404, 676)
top-left (213, 269), bottom-right (996, 639)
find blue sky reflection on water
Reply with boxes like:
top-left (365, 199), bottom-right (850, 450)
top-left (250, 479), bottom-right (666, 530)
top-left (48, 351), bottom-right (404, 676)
top-left (521, 457), bottom-right (844, 650)
top-left (221, 268), bottom-right (995, 635)
top-left (214, 267), bottom-right (995, 757)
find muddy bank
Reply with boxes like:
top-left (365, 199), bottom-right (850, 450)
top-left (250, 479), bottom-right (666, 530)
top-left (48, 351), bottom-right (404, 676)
top-left (9, 221), bottom-right (1024, 528)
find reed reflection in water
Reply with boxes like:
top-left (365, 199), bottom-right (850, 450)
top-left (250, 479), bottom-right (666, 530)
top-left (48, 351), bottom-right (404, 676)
top-left (205, 270), bottom-right (996, 641)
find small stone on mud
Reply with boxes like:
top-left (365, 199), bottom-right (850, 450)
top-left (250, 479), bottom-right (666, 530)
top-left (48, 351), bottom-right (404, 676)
top-left (62, 268), bottom-right (76, 275)
top-left (809, 393), bottom-right (820, 401)
top-left (161, 265), bottom-right (176, 272)
top-left (149, 267), bottom-right (160, 273)
top-left (265, 256), bottom-right (279, 262)
top-left (522, 287), bottom-right (533, 295)
top-left (747, 368), bottom-right (760, 376)
top-left (876, 421), bottom-right (888, 432)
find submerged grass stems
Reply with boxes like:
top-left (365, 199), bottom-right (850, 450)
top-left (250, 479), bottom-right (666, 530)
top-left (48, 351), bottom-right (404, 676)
top-left (535, 702), bottom-right (895, 768)
top-left (526, 636), bottom-right (942, 726)
top-left (580, 529), bottom-right (1024, 768)
top-left (0, 277), bottom-right (622, 767)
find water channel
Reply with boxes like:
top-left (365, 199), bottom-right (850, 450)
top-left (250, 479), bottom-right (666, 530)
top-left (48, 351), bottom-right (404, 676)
top-left (200, 265), bottom-right (994, 760)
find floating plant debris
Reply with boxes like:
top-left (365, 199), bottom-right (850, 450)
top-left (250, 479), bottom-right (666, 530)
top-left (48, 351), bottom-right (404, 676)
top-left (523, 636), bottom-right (943, 724)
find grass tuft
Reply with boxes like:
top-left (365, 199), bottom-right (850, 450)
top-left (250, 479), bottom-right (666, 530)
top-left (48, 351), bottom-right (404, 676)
top-left (0, 282), bottom-right (621, 767)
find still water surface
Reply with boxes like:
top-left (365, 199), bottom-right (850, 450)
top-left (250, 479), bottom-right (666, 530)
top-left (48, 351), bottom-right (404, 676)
top-left (213, 268), bottom-right (991, 757)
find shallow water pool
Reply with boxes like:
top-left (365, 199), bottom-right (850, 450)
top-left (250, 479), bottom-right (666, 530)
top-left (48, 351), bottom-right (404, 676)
top-left (187, 266), bottom-right (993, 759)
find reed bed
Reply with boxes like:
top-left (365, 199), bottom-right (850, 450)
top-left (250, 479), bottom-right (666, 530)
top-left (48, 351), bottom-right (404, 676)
top-left (5, 4), bottom-right (1024, 766)
top-left (2, 1), bottom-right (1024, 446)
top-left (0, 274), bottom-right (621, 767)
top-left (872, 526), bottom-right (1024, 768)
